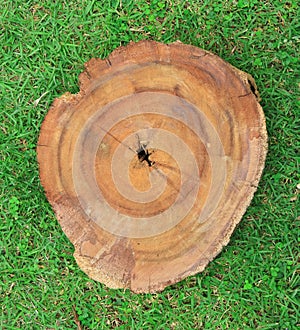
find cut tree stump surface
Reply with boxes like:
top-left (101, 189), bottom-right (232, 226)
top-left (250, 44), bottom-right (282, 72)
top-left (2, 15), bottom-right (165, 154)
top-left (37, 40), bottom-right (267, 293)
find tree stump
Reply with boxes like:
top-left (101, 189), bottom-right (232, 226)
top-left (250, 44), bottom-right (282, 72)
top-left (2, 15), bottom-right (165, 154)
top-left (37, 40), bottom-right (267, 293)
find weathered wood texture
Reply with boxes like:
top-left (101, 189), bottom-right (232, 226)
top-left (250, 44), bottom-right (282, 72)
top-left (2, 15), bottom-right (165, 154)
top-left (37, 40), bottom-right (267, 293)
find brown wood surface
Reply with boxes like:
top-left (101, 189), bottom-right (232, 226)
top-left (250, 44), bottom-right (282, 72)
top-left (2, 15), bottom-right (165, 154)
top-left (37, 40), bottom-right (267, 293)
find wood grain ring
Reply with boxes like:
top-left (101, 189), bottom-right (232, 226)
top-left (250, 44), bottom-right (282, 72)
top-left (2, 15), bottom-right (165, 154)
top-left (37, 40), bottom-right (267, 292)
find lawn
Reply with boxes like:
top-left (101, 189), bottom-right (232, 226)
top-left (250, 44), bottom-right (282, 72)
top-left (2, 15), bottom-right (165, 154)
top-left (0, 0), bottom-right (299, 329)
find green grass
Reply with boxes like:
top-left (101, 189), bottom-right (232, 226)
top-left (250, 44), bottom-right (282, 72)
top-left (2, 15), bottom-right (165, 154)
top-left (1, 0), bottom-right (299, 329)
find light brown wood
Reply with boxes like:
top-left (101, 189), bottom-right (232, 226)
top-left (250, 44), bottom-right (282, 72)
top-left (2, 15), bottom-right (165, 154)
top-left (37, 40), bottom-right (267, 293)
